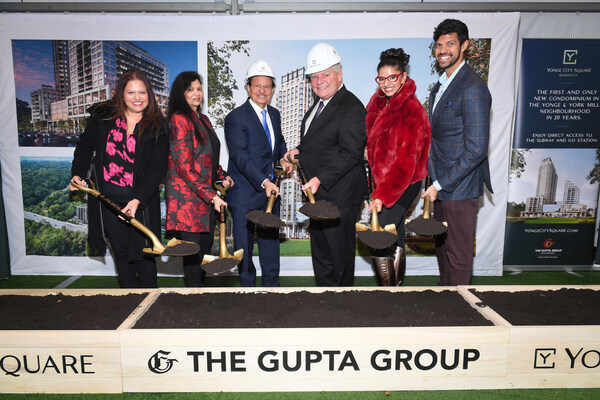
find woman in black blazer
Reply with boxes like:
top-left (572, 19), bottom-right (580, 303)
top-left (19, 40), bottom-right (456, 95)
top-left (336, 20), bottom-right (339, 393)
top-left (70, 69), bottom-right (169, 288)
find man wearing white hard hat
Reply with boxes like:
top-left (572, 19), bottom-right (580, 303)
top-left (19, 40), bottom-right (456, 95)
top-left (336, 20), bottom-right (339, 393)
top-left (284, 43), bottom-right (368, 286)
top-left (225, 60), bottom-right (291, 287)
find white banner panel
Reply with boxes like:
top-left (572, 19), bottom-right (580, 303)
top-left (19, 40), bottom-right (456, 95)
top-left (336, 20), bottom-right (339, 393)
top-left (0, 12), bottom-right (519, 277)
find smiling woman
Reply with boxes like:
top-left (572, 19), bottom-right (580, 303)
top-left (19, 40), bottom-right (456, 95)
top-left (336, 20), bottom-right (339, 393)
top-left (164, 71), bottom-right (232, 287)
top-left (70, 69), bottom-right (169, 289)
top-left (364, 47), bottom-right (431, 286)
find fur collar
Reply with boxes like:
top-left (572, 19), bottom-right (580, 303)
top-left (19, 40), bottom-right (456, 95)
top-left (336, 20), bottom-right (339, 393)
top-left (87, 102), bottom-right (117, 120)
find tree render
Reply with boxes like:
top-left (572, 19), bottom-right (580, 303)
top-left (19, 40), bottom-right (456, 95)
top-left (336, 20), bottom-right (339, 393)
top-left (207, 40), bottom-right (250, 128)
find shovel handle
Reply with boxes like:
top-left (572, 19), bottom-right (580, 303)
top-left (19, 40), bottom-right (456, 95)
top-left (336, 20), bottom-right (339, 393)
top-left (71, 179), bottom-right (165, 253)
top-left (287, 156), bottom-right (316, 204)
top-left (218, 205), bottom-right (229, 258)
top-left (423, 195), bottom-right (430, 220)
top-left (265, 168), bottom-right (285, 213)
top-left (71, 180), bottom-right (133, 223)
top-left (370, 205), bottom-right (381, 231)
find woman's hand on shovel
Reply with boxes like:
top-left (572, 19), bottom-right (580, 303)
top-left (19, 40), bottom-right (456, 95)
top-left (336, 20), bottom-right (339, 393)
top-left (69, 176), bottom-right (86, 191)
top-left (212, 194), bottom-right (228, 212)
top-left (121, 199), bottom-right (140, 220)
top-left (223, 176), bottom-right (234, 189)
top-left (369, 198), bottom-right (383, 213)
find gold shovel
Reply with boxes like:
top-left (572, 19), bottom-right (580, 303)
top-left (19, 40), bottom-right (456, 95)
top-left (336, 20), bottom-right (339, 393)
top-left (201, 181), bottom-right (244, 273)
top-left (405, 195), bottom-right (448, 236)
top-left (355, 165), bottom-right (397, 249)
top-left (246, 165), bottom-right (286, 229)
top-left (287, 156), bottom-right (340, 220)
top-left (71, 180), bottom-right (200, 256)
top-left (356, 203), bottom-right (398, 249)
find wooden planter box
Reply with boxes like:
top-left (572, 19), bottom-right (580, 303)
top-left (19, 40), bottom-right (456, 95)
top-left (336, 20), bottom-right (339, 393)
top-left (0, 288), bottom-right (152, 393)
top-left (1, 286), bottom-right (599, 393)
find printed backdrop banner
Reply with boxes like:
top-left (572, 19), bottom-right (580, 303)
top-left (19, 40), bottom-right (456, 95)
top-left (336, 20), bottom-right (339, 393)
top-left (0, 12), bottom-right (519, 277)
top-left (504, 39), bottom-right (600, 268)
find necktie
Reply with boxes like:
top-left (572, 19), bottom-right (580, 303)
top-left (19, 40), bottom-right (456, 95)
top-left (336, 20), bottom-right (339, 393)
top-left (261, 109), bottom-right (273, 150)
top-left (261, 109), bottom-right (274, 180)
top-left (314, 100), bottom-right (324, 120)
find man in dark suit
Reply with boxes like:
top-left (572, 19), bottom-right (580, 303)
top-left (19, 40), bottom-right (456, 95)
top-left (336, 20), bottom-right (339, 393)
top-left (422, 19), bottom-right (493, 286)
top-left (225, 60), bottom-right (290, 287)
top-left (285, 43), bottom-right (368, 286)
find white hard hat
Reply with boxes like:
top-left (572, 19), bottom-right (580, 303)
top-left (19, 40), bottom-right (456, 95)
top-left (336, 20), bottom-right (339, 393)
top-left (245, 60), bottom-right (276, 81)
top-left (305, 43), bottom-right (342, 75)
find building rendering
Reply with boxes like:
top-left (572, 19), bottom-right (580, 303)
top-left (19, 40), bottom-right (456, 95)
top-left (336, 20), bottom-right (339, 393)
top-left (30, 40), bottom-right (169, 131)
top-left (521, 159), bottom-right (594, 219)
top-left (30, 85), bottom-right (58, 122)
top-left (276, 67), bottom-right (314, 238)
top-left (535, 157), bottom-right (558, 205)
top-left (52, 40), bottom-right (70, 101)
top-left (562, 180), bottom-right (580, 205)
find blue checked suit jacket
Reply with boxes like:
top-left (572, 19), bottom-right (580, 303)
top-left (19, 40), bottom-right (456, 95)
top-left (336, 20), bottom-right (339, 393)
top-left (428, 63), bottom-right (493, 201)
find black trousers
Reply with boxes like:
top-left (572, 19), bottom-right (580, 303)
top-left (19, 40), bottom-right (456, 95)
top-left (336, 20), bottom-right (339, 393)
top-left (375, 181), bottom-right (422, 255)
top-left (309, 202), bottom-right (362, 287)
top-left (102, 207), bottom-right (157, 288)
top-left (177, 230), bottom-right (214, 287)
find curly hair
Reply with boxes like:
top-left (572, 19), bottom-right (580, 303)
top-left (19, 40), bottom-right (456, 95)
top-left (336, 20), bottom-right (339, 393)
top-left (377, 48), bottom-right (410, 73)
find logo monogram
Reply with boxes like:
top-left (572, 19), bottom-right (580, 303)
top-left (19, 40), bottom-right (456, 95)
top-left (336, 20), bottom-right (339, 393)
top-left (534, 348), bottom-right (556, 369)
top-left (148, 350), bottom-right (178, 374)
top-left (563, 50), bottom-right (578, 65)
top-left (543, 238), bottom-right (555, 248)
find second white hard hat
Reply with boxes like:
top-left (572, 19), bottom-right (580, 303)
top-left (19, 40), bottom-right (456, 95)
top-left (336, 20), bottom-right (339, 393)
top-left (305, 43), bottom-right (342, 75)
top-left (245, 60), bottom-right (276, 81)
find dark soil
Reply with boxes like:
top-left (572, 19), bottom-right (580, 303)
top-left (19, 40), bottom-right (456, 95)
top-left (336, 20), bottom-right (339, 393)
top-left (405, 216), bottom-right (447, 236)
top-left (356, 230), bottom-right (397, 249)
top-left (299, 200), bottom-right (340, 220)
top-left (246, 210), bottom-right (285, 228)
top-left (0, 293), bottom-right (147, 330)
top-left (3, 289), bottom-right (597, 330)
top-left (133, 290), bottom-right (494, 329)
top-left (471, 288), bottom-right (600, 325)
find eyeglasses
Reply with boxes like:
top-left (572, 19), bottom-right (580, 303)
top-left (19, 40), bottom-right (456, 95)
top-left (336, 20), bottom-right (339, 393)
top-left (375, 73), bottom-right (404, 84)
top-left (250, 84), bottom-right (273, 91)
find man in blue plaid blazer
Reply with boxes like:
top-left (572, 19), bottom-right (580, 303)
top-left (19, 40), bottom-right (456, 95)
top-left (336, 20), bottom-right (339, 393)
top-left (422, 19), bottom-right (493, 285)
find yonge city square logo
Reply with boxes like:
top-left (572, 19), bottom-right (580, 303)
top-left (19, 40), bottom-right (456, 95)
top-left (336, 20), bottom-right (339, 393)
top-left (563, 49), bottom-right (578, 65)
top-left (534, 347), bottom-right (600, 370)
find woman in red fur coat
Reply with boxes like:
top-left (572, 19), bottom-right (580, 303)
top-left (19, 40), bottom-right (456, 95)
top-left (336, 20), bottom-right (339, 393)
top-left (365, 48), bottom-right (431, 286)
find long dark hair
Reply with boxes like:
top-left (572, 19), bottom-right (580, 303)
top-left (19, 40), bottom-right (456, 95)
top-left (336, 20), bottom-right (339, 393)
top-left (107, 69), bottom-right (166, 138)
top-left (168, 71), bottom-right (203, 121)
top-left (377, 48), bottom-right (410, 73)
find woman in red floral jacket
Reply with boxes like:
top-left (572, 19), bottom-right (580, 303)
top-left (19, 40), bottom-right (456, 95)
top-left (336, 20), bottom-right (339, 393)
top-left (165, 71), bottom-right (233, 286)
top-left (365, 48), bottom-right (431, 286)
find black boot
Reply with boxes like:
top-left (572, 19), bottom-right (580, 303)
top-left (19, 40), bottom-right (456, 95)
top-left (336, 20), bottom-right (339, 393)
top-left (393, 247), bottom-right (406, 286)
top-left (370, 256), bottom-right (396, 286)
